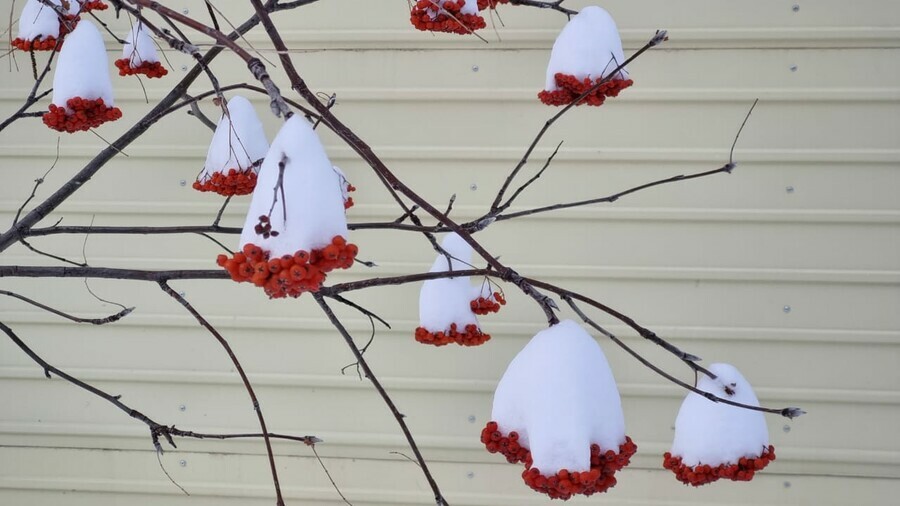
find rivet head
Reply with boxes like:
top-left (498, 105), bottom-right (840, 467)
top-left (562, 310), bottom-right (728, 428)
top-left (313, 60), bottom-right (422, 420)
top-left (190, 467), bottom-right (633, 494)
top-left (179, 459), bottom-right (187, 467)
top-left (182, 8), bottom-right (190, 15)
top-left (789, 64), bottom-right (798, 72)
top-left (469, 183), bottom-right (477, 191)
top-left (179, 179), bottom-right (187, 187)
top-left (466, 471), bottom-right (475, 479)
top-left (471, 65), bottom-right (479, 72)
top-left (784, 480), bottom-right (792, 488)
top-left (783, 305), bottom-right (792, 313)
top-left (467, 415), bottom-right (476, 423)
top-left (792, 4), bottom-right (799, 12)
top-left (179, 405), bottom-right (186, 412)
top-left (783, 424), bottom-right (792, 433)
top-left (181, 65), bottom-right (188, 72)
top-left (179, 292), bottom-right (186, 297)
top-left (786, 185), bottom-right (795, 193)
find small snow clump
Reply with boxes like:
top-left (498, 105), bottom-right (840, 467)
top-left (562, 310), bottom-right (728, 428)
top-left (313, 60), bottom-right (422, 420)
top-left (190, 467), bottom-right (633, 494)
top-left (663, 363), bottom-right (776, 486)
top-left (482, 320), bottom-right (636, 499)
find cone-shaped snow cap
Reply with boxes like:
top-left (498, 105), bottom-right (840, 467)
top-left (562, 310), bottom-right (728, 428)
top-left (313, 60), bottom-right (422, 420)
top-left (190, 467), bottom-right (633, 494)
top-left (43, 20), bottom-right (121, 132)
top-left (663, 363), bottom-right (775, 486)
top-left (218, 115), bottom-right (357, 299)
top-left (415, 233), bottom-right (490, 346)
top-left (482, 320), bottom-right (635, 499)
top-left (539, 6), bottom-right (633, 107)
top-left (194, 96), bottom-right (269, 196)
top-left (13, 0), bottom-right (61, 51)
top-left (115, 22), bottom-right (167, 78)
top-left (410, 0), bottom-right (486, 35)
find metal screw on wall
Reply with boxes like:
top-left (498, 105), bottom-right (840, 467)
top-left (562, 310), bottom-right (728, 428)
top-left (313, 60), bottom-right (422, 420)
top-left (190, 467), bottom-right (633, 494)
top-left (471, 65), bottom-right (479, 72)
top-left (783, 305), bottom-right (792, 314)
top-left (470, 183), bottom-right (477, 191)
top-left (179, 459), bottom-right (187, 467)
top-left (179, 179), bottom-right (187, 187)
top-left (790, 64), bottom-right (798, 72)
top-left (468, 415), bottom-right (476, 423)
top-left (179, 404), bottom-right (187, 412)
top-left (792, 4), bottom-right (800, 12)
top-left (786, 186), bottom-right (795, 194)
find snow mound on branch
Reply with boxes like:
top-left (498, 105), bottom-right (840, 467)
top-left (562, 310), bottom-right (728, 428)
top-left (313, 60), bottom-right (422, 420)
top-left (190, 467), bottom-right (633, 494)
top-left (492, 320), bottom-right (627, 472)
top-left (544, 5), bottom-right (628, 92)
top-left (121, 22), bottom-right (160, 66)
top-left (51, 20), bottom-right (113, 108)
top-left (239, 115), bottom-right (348, 257)
top-left (419, 233), bottom-right (479, 332)
top-left (201, 96), bottom-right (269, 179)
top-left (17, 0), bottom-right (61, 41)
top-left (670, 363), bottom-right (769, 467)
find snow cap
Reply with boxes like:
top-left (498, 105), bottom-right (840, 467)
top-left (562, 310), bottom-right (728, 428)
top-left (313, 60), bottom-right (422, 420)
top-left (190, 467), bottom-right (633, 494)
top-left (670, 363), bottom-right (770, 466)
top-left (418, 233), bottom-right (479, 332)
top-left (200, 96), bottom-right (269, 179)
top-left (17, 0), bottom-right (61, 41)
top-left (121, 22), bottom-right (160, 66)
top-left (544, 5), bottom-right (628, 91)
top-left (51, 20), bottom-right (114, 108)
top-left (492, 320), bottom-right (626, 472)
top-left (239, 115), bottom-right (348, 257)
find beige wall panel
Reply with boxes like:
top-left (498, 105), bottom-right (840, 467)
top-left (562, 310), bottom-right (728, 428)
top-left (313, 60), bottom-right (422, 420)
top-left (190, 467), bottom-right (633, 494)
top-left (2, 0), bottom-right (898, 505)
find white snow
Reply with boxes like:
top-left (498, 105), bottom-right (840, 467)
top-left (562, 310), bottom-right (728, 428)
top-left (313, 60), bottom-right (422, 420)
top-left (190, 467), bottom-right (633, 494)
top-left (17, 0), bottom-right (61, 41)
top-left (51, 20), bottom-right (114, 108)
top-left (239, 115), bottom-right (348, 257)
top-left (544, 5), bottom-right (628, 91)
top-left (200, 96), bottom-right (269, 180)
top-left (670, 363), bottom-right (770, 467)
top-left (121, 22), bottom-right (160, 66)
top-left (418, 233), bottom-right (479, 332)
top-left (491, 320), bottom-right (626, 473)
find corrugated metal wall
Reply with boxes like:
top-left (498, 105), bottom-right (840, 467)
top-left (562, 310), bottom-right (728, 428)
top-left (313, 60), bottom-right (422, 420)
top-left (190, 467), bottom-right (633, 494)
top-left (1, 0), bottom-right (898, 504)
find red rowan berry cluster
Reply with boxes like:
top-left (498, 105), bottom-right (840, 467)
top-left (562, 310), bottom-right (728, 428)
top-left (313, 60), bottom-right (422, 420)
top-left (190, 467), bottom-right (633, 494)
top-left (42, 97), bottom-right (122, 133)
top-left (662, 446), bottom-right (776, 487)
top-left (538, 73), bottom-right (634, 107)
top-left (192, 168), bottom-right (257, 196)
top-left (481, 421), bottom-right (529, 463)
top-left (470, 291), bottom-right (505, 315)
top-left (78, 1), bottom-right (109, 12)
top-left (482, 421), bottom-right (637, 500)
top-left (410, 0), bottom-right (486, 35)
top-left (415, 323), bottom-right (490, 346)
top-left (11, 36), bottom-right (59, 51)
top-left (114, 58), bottom-right (168, 78)
top-left (217, 236), bottom-right (358, 299)
top-left (343, 183), bottom-right (356, 210)
top-left (477, 0), bottom-right (509, 9)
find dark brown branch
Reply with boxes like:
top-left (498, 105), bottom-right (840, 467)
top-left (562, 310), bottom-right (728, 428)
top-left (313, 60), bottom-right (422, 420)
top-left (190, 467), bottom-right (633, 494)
top-left (158, 281), bottom-right (285, 506)
top-left (563, 296), bottom-right (805, 419)
top-left (314, 294), bottom-right (449, 506)
top-left (248, 0), bottom-right (559, 326)
top-left (490, 30), bottom-right (667, 213)
top-left (0, 320), bottom-right (323, 449)
top-left (0, 4), bottom-right (272, 253)
top-left (509, 0), bottom-right (577, 16)
top-left (0, 289), bottom-right (133, 324)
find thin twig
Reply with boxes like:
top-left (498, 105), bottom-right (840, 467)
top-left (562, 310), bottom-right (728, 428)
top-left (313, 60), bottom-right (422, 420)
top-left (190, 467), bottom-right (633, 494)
top-left (0, 289), bottom-right (133, 324)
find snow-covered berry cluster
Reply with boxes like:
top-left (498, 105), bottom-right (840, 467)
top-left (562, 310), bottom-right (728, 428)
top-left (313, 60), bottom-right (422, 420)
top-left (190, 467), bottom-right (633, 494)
top-left (78, 0), bottom-right (108, 12)
top-left (414, 323), bottom-right (490, 346)
top-left (114, 59), bottom-right (168, 78)
top-left (217, 236), bottom-right (357, 299)
top-left (470, 291), bottom-right (505, 315)
top-left (410, 0), bottom-right (486, 35)
top-left (193, 168), bottom-right (258, 196)
top-left (663, 446), bottom-right (776, 486)
top-left (538, 73), bottom-right (633, 107)
top-left (43, 97), bottom-right (122, 132)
